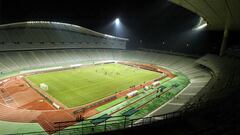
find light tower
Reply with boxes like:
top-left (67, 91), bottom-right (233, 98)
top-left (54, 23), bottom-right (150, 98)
top-left (115, 18), bottom-right (120, 26)
top-left (114, 18), bottom-right (120, 36)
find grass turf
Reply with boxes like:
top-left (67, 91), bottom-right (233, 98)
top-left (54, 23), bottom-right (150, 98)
top-left (27, 63), bottom-right (160, 108)
top-left (0, 120), bottom-right (43, 134)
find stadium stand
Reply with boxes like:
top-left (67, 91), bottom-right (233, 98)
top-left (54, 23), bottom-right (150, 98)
top-left (0, 21), bottom-right (128, 51)
top-left (1, 21), bottom-right (240, 134)
top-left (87, 53), bottom-right (240, 135)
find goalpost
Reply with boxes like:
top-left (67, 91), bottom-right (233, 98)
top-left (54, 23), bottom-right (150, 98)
top-left (40, 83), bottom-right (48, 91)
top-left (39, 83), bottom-right (61, 109)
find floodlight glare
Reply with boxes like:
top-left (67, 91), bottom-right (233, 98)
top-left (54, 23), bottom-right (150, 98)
top-left (115, 18), bottom-right (120, 25)
top-left (195, 23), bottom-right (207, 30)
top-left (193, 17), bottom-right (207, 31)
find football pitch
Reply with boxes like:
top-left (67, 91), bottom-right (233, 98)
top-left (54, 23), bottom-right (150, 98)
top-left (26, 63), bottom-right (161, 108)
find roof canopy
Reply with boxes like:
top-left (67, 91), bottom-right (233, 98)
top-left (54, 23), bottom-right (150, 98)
top-left (170, 0), bottom-right (240, 30)
top-left (0, 21), bottom-right (129, 41)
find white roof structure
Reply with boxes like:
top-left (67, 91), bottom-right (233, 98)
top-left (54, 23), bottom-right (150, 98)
top-left (170, 0), bottom-right (240, 30)
top-left (0, 21), bottom-right (129, 41)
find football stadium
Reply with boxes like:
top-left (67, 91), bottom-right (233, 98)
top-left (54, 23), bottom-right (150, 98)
top-left (0, 0), bottom-right (240, 135)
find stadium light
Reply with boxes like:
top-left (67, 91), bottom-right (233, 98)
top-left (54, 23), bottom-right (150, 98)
top-left (193, 17), bottom-right (207, 31)
top-left (195, 23), bottom-right (207, 30)
top-left (114, 18), bottom-right (121, 37)
top-left (115, 18), bottom-right (120, 26)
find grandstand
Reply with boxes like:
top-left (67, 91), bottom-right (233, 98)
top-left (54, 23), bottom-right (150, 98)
top-left (0, 19), bottom-right (239, 135)
top-left (0, 0), bottom-right (239, 134)
top-left (0, 21), bottom-right (214, 134)
top-left (0, 21), bottom-right (128, 51)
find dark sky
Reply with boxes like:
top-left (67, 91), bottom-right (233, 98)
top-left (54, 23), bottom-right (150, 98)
top-left (0, 0), bottom-right (225, 54)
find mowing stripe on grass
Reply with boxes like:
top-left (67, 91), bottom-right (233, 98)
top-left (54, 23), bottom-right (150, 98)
top-left (27, 63), bottom-right (161, 107)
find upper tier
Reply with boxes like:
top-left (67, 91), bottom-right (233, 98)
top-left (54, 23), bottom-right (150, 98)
top-left (0, 21), bottom-right (128, 51)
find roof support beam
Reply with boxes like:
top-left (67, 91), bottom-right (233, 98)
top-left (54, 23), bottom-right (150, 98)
top-left (170, 0), bottom-right (240, 30)
top-left (219, 27), bottom-right (229, 56)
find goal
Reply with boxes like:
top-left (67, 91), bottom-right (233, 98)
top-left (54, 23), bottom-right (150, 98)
top-left (40, 83), bottom-right (48, 90)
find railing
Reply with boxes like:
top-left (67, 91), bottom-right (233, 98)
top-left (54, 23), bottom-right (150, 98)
top-left (10, 109), bottom-right (187, 135)
top-left (10, 97), bottom-right (225, 135)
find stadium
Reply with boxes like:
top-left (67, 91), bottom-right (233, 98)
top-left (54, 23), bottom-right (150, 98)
top-left (0, 0), bottom-right (240, 135)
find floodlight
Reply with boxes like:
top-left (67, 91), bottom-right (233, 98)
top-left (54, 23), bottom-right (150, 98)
top-left (193, 17), bottom-right (207, 30)
top-left (115, 18), bottom-right (120, 25)
top-left (195, 23), bottom-right (207, 30)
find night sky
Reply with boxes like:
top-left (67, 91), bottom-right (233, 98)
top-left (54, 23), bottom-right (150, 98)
top-left (0, 0), bottom-right (230, 55)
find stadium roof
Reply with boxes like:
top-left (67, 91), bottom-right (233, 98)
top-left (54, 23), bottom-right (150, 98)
top-left (170, 0), bottom-right (240, 30)
top-left (0, 21), bottom-right (129, 41)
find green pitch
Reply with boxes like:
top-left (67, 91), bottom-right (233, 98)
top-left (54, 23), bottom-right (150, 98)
top-left (26, 63), bottom-right (160, 108)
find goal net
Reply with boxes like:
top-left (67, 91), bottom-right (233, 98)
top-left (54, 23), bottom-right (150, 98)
top-left (40, 83), bottom-right (48, 90)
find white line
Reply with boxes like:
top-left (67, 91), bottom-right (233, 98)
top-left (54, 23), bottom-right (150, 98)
top-left (168, 102), bottom-right (184, 106)
top-left (180, 93), bottom-right (196, 96)
top-left (191, 80), bottom-right (209, 83)
top-left (145, 82), bottom-right (191, 117)
top-left (188, 85), bottom-right (203, 88)
top-left (5, 98), bottom-right (12, 102)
